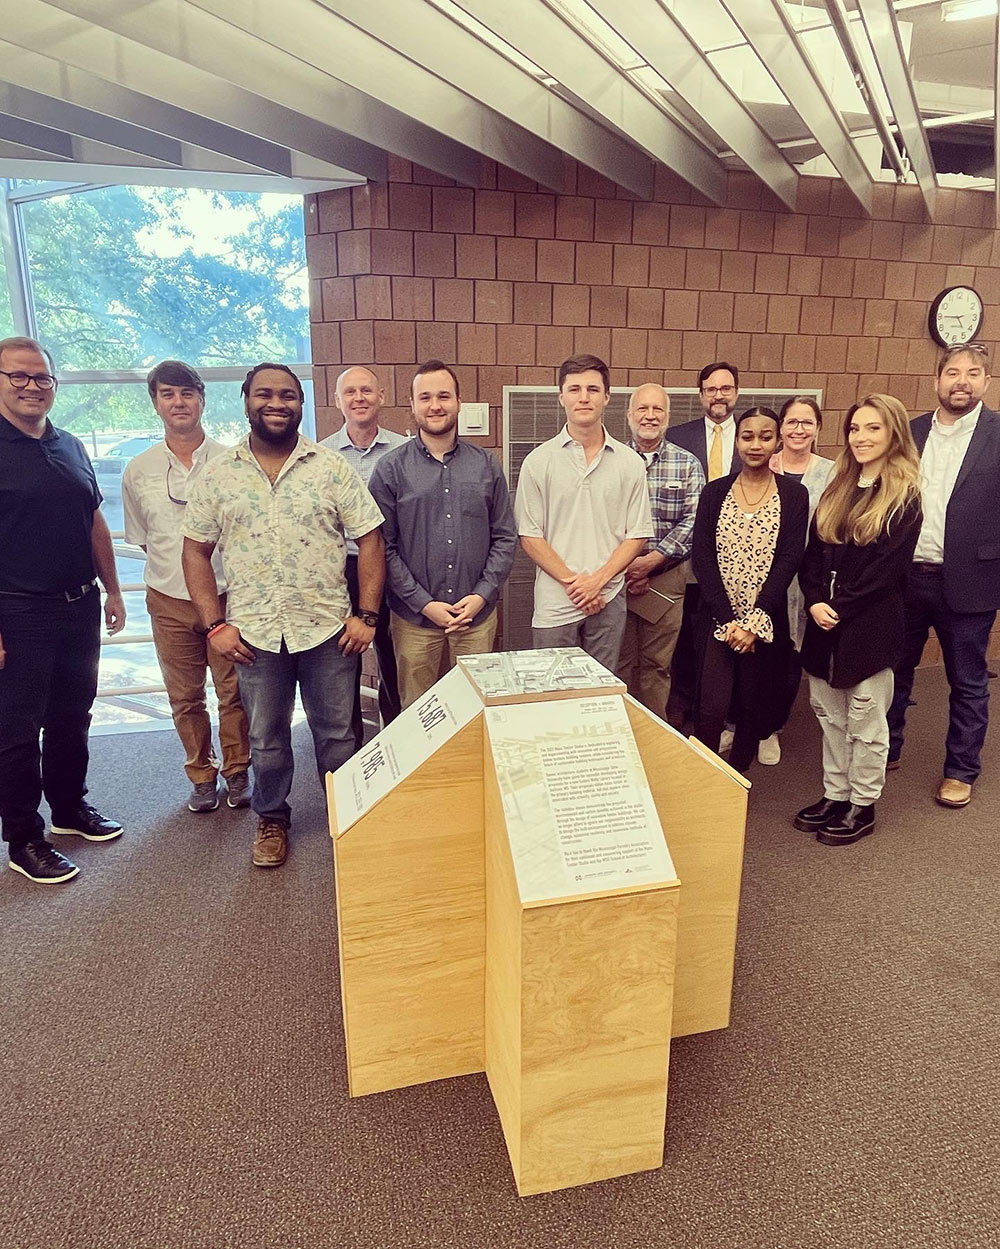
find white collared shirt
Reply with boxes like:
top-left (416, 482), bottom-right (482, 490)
top-left (704, 414), bottom-right (736, 476)
top-left (320, 423), bottom-right (408, 555)
top-left (515, 424), bottom-right (653, 627)
top-left (123, 436), bottom-right (229, 598)
top-left (913, 402), bottom-right (982, 564)
top-left (183, 434), bottom-right (384, 653)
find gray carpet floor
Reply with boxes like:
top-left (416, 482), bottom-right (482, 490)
top-left (2, 667), bottom-right (998, 1249)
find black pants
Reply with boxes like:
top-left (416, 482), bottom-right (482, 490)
top-left (0, 589), bottom-right (101, 847)
top-left (694, 633), bottom-right (777, 772)
top-left (666, 583), bottom-right (699, 727)
top-left (345, 555), bottom-right (400, 751)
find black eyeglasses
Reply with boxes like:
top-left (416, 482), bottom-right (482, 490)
top-left (0, 369), bottom-right (58, 391)
top-left (166, 462), bottom-right (188, 506)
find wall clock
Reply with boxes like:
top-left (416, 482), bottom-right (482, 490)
top-left (928, 286), bottom-right (984, 349)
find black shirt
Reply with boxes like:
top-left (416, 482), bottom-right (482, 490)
top-left (0, 415), bottom-right (101, 593)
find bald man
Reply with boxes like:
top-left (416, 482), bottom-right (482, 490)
top-left (321, 366), bottom-right (406, 746)
top-left (617, 384), bottom-right (704, 718)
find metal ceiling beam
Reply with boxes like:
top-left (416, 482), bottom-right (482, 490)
top-left (0, 80), bottom-right (183, 165)
top-left (0, 159), bottom-right (359, 194)
top-left (0, 42), bottom-right (305, 179)
top-left (300, 0), bottom-right (653, 197)
top-left (32, 0), bottom-right (486, 188)
top-left (455, 0), bottom-right (725, 203)
top-left (854, 0), bottom-right (937, 218)
top-left (586, 0), bottom-right (799, 209)
top-left (720, 0), bottom-right (874, 214)
top-left (0, 114), bottom-right (74, 160)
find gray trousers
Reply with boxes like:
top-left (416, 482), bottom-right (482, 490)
top-left (532, 591), bottom-right (628, 674)
top-left (808, 668), bottom-right (894, 805)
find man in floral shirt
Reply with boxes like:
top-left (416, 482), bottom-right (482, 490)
top-left (182, 363), bottom-right (384, 869)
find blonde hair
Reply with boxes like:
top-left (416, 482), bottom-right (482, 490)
top-left (814, 394), bottom-right (920, 545)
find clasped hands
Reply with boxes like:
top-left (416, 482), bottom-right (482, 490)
top-left (560, 570), bottom-right (607, 617)
top-left (422, 594), bottom-right (486, 633)
top-left (724, 622), bottom-right (758, 654)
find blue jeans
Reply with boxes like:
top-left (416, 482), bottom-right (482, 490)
top-left (888, 568), bottom-right (996, 783)
top-left (236, 631), bottom-right (359, 825)
top-left (0, 589), bottom-right (101, 847)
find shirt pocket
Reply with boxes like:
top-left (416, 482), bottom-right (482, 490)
top-left (459, 480), bottom-right (488, 518)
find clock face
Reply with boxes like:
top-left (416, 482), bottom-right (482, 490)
top-left (929, 285), bottom-right (984, 348)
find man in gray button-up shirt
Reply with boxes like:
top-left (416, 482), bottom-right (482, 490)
top-left (368, 359), bottom-right (517, 708)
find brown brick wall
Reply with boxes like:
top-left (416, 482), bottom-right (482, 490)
top-left (305, 158), bottom-right (1000, 661)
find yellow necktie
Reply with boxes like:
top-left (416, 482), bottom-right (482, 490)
top-left (708, 424), bottom-right (723, 481)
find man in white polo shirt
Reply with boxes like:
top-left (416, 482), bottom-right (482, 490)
top-left (123, 360), bottom-right (250, 814)
top-left (515, 354), bottom-right (653, 670)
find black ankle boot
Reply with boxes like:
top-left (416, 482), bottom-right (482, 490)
top-left (817, 803), bottom-right (875, 846)
top-left (793, 797), bottom-right (849, 832)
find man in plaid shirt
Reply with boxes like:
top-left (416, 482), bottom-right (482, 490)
top-left (618, 384), bottom-right (704, 718)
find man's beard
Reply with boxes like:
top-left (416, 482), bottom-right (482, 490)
top-left (251, 412), bottom-right (301, 444)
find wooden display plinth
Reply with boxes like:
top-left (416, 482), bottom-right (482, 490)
top-left (328, 649), bottom-right (749, 1195)
top-left (484, 745), bottom-right (679, 1194)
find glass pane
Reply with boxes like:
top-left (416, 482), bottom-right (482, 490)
top-left (18, 185), bottom-right (310, 371)
top-left (0, 245), bottom-right (14, 338)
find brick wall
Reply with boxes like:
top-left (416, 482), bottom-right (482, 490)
top-left (304, 156), bottom-right (1000, 663)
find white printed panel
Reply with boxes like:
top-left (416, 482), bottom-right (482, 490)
top-left (458, 647), bottom-right (624, 702)
top-left (332, 666), bottom-right (483, 833)
top-left (486, 695), bottom-right (676, 904)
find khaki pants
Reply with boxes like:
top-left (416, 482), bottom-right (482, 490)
top-left (390, 609), bottom-right (498, 709)
top-left (147, 587), bottom-right (250, 783)
top-left (617, 564), bottom-right (687, 718)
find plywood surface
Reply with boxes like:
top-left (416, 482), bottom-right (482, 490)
top-left (331, 717), bottom-right (487, 1096)
top-left (626, 700), bottom-right (747, 1038)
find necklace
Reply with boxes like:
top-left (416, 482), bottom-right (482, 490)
top-left (736, 473), bottom-right (773, 509)
top-left (858, 473), bottom-right (877, 488)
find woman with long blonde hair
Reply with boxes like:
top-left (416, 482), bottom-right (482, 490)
top-left (794, 394), bottom-right (922, 845)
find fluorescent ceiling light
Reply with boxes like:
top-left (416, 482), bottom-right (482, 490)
top-left (941, 0), bottom-right (998, 21)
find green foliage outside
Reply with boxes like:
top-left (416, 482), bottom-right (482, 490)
top-left (13, 185), bottom-right (309, 437)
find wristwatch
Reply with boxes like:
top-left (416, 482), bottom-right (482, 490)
top-left (356, 610), bottom-right (379, 628)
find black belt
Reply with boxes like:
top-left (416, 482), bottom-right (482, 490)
top-left (912, 562), bottom-right (944, 575)
top-left (0, 579), bottom-right (98, 601)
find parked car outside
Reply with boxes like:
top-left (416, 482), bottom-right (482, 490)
top-left (91, 435), bottom-right (161, 500)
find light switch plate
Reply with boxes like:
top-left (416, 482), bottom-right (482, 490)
top-left (459, 402), bottom-right (489, 437)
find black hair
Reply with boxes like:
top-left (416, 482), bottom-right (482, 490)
top-left (412, 359), bottom-right (460, 400)
top-left (241, 362), bottom-right (304, 401)
top-left (558, 354), bottom-right (610, 392)
top-left (697, 361), bottom-right (740, 389)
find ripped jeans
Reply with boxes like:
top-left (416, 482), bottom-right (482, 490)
top-left (808, 669), bottom-right (894, 805)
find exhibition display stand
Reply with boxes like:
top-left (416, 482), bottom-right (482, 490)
top-left (329, 648), bottom-right (749, 1195)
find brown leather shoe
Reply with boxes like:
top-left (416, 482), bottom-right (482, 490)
top-left (936, 778), bottom-right (972, 808)
top-left (252, 818), bottom-right (288, 867)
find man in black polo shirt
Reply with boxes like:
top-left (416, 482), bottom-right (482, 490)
top-left (0, 336), bottom-right (126, 884)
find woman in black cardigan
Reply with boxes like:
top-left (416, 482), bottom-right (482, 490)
top-left (794, 394), bottom-right (922, 845)
top-left (691, 408), bottom-right (809, 772)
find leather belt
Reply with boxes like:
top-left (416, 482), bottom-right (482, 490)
top-left (0, 579), bottom-right (98, 601)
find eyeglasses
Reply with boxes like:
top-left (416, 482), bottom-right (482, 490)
top-left (702, 385), bottom-right (736, 397)
top-left (783, 418), bottom-right (818, 429)
top-left (166, 462), bottom-right (188, 506)
top-left (0, 369), bottom-right (58, 391)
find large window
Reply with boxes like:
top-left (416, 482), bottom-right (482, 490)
top-left (1, 179), bottom-right (314, 730)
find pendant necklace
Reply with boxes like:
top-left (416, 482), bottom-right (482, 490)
top-left (737, 473), bottom-right (772, 509)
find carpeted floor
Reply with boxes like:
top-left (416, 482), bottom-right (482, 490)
top-left (2, 667), bottom-right (998, 1249)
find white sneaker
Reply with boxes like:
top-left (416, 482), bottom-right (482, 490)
top-left (718, 729), bottom-right (734, 755)
top-left (757, 733), bottom-right (781, 765)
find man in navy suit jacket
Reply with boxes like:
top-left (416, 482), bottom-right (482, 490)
top-left (665, 361), bottom-right (743, 478)
top-left (888, 343), bottom-right (1000, 808)
top-left (663, 361), bottom-right (742, 727)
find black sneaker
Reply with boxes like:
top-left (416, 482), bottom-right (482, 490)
top-left (9, 840), bottom-right (80, 884)
top-left (817, 803), bottom-right (875, 846)
top-left (50, 803), bottom-right (123, 842)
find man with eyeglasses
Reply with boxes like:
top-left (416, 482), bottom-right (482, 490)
top-left (665, 361), bottom-right (742, 478)
top-left (122, 360), bottom-right (250, 814)
top-left (0, 336), bottom-right (125, 885)
top-left (888, 342), bottom-right (1000, 809)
